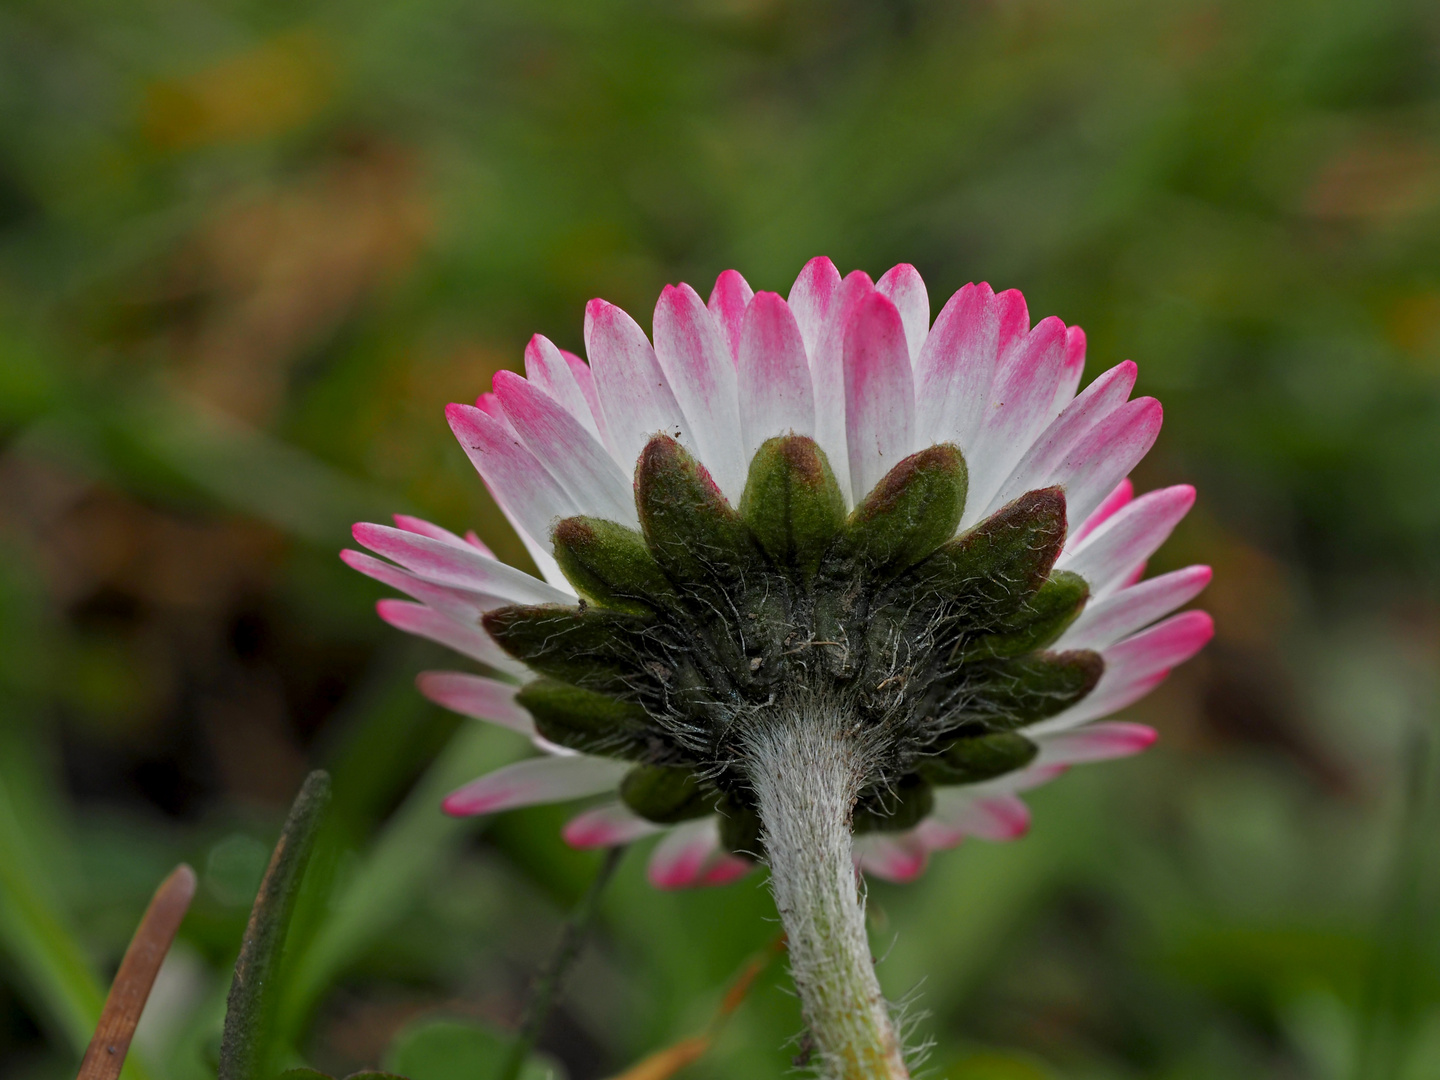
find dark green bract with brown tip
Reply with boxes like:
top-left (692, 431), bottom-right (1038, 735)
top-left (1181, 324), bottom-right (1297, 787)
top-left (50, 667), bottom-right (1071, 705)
top-left (481, 434), bottom-right (1103, 856)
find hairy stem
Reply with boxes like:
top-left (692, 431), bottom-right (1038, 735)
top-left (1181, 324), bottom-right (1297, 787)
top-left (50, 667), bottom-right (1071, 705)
top-left (746, 706), bottom-right (909, 1080)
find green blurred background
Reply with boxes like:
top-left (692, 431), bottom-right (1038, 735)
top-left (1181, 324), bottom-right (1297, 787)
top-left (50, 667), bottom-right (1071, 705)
top-left (2, 0), bottom-right (1439, 1077)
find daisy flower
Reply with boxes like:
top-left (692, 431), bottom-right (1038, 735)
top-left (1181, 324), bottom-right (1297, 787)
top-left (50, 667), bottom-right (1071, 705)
top-left (344, 258), bottom-right (1211, 1079)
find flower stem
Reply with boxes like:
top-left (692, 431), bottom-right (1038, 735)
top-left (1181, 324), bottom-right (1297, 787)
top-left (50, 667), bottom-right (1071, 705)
top-left (746, 707), bottom-right (910, 1080)
top-left (496, 845), bottom-right (624, 1080)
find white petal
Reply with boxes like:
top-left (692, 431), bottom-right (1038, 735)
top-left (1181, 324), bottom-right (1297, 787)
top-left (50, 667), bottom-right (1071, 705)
top-left (493, 370), bottom-right (637, 526)
top-left (1030, 609), bottom-right (1214, 733)
top-left (442, 754), bottom-right (629, 816)
top-left (352, 521), bottom-right (571, 605)
top-left (524, 335), bottom-right (604, 444)
top-left (737, 291), bottom-right (815, 459)
top-left (1067, 478), bottom-right (1134, 548)
top-left (809, 270), bottom-right (876, 506)
top-left (563, 801), bottom-right (664, 848)
top-left (392, 514), bottom-right (491, 555)
top-left (648, 817), bottom-right (725, 892)
top-left (1051, 397), bottom-right (1163, 527)
top-left (1058, 564), bottom-right (1212, 651)
top-left (584, 298), bottom-right (689, 478)
top-left (445, 403), bottom-right (579, 584)
top-left (652, 283), bottom-right (747, 501)
top-left (416, 670), bottom-right (535, 737)
top-left (375, 600), bottom-right (527, 677)
top-left (787, 256), bottom-right (841, 364)
top-left (708, 269), bottom-right (753, 364)
top-left (1058, 485), bottom-right (1196, 598)
top-left (986, 361), bottom-right (1136, 517)
top-left (342, 548), bottom-right (505, 618)
top-left (854, 831), bottom-right (929, 882)
top-left (962, 316), bottom-right (1073, 525)
top-left (876, 263), bottom-right (930, 362)
top-left (1033, 722), bottom-right (1157, 766)
top-left (913, 283), bottom-right (1028, 456)
top-left (844, 290), bottom-right (916, 503)
top-left (924, 790), bottom-right (1032, 844)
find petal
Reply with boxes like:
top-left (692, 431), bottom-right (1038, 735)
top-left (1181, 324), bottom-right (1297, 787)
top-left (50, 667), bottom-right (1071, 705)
top-left (493, 370), bottom-right (637, 526)
top-left (584, 298), bottom-right (688, 478)
top-left (1058, 564), bottom-right (1212, 651)
top-left (393, 514), bottom-right (492, 556)
top-left (708, 269), bottom-right (754, 364)
top-left (737, 291), bottom-right (816, 458)
top-left (787, 256), bottom-right (842, 362)
top-left (416, 670), bottom-right (535, 737)
top-left (1050, 397), bottom-right (1163, 527)
top-left (563, 800), bottom-right (665, 848)
top-left (524, 335), bottom-right (605, 445)
top-left (652, 284), bottom-right (747, 501)
top-left (854, 832), bottom-right (929, 883)
top-left (913, 283), bottom-right (1028, 453)
top-left (445, 403), bottom-right (578, 583)
top-left (1031, 609), bottom-right (1214, 733)
top-left (342, 548), bottom-right (504, 618)
top-left (352, 521), bottom-right (572, 605)
top-left (561, 348), bottom-right (611, 448)
top-left (648, 817), bottom-right (732, 889)
top-left (986, 361), bottom-right (1137, 517)
top-left (810, 270), bottom-right (877, 506)
top-left (442, 754), bottom-right (629, 817)
top-left (1034, 722), bottom-right (1157, 766)
top-left (963, 315), bottom-right (1072, 524)
top-left (375, 600), bottom-right (527, 676)
top-left (1069, 478), bottom-right (1134, 547)
top-left (1054, 325), bottom-right (1087, 415)
top-left (843, 288), bottom-right (915, 504)
top-left (876, 263), bottom-right (930, 362)
top-left (699, 853), bottom-right (754, 886)
top-left (1058, 485), bottom-right (1196, 598)
top-left (928, 791), bottom-right (1032, 842)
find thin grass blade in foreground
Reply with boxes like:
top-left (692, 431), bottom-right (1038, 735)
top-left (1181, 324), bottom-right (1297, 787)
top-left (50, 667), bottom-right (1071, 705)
top-left (220, 770), bottom-right (332, 1080)
top-left (76, 864), bottom-right (196, 1080)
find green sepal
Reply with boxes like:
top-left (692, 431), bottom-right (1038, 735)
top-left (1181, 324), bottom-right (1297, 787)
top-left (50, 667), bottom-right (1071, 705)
top-left (515, 678), bottom-right (651, 758)
top-left (552, 517), bottom-right (674, 615)
top-left (962, 570), bottom-right (1090, 660)
top-left (838, 444), bottom-right (968, 575)
top-left (620, 764), bottom-right (715, 824)
top-left (853, 773), bottom-right (934, 834)
top-left (920, 731), bottom-right (1038, 785)
top-left (962, 649), bottom-right (1104, 729)
top-left (910, 486), bottom-right (1067, 621)
top-left (717, 793), bottom-right (764, 858)
top-left (635, 434), bottom-right (753, 584)
top-left (739, 435), bottom-right (846, 576)
top-left (482, 604), bottom-right (647, 692)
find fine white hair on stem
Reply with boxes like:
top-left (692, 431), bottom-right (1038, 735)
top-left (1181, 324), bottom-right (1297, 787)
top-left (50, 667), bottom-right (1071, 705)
top-left (744, 693), bottom-right (911, 1080)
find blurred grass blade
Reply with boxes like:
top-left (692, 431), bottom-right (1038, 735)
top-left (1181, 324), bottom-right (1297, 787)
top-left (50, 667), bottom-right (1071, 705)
top-left (0, 760), bottom-right (108, 1058)
top-left (282, 724), bottom-right (528, 1029)
top-left (220, 771), bottom-right (332, 1080)
top-left (78, 864), bottom-right (197, 1080)
top-left (604, 934), bottom-right (784, 1080)
top-left (1352, 722), bottom-right (1440, 1080)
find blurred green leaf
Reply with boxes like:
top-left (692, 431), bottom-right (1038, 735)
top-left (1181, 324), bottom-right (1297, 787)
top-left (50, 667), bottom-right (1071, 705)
top-left (385, 1018), bottom-right (562, 1080)
top-left (945, 1050), bottom-right (1055, 1080)
top-left (281, 723), bottom-right (529, 1030)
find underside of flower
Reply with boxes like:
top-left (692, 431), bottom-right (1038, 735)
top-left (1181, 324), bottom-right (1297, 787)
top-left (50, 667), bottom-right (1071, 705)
top-left (346, 257), bottom-right (1215, 1080)
top-left (486, 431), bottom-right (1101, 854)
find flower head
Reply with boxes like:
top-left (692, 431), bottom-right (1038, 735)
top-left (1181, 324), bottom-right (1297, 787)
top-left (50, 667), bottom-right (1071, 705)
top-left (345, 258), bottom-right (1212, 888)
